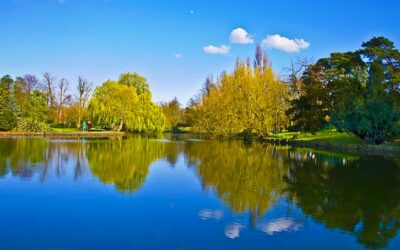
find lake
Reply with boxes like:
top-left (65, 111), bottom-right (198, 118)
top-left (0, 136), bottom-right (399, 250)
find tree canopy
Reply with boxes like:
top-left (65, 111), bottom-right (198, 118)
top-left (192, 46), bottom-right (289, 137)
top-left (287, 36), bottom-right (400, 143)
top-left (89, 73), bottom-right (165, 132)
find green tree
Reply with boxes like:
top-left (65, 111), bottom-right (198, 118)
top-left (13, 76), bottom-right (31, 116)
top-left (359, 36), bottom-right (400, 91)
top-left (341, 37), bottom-right (400, 144)
top-left (118, 72), bottom-right (150, 95)
top-left (288, 37), bottom-right (400, 143)
top-left (344, 61), bottom-right (399, 143)
top-left (324, 52), bottom-right (366, 130)
top-left (287, 61), bottom-right (331, 132)
top-left (0, 75), bottom-right (18, 130)
top-left (161, 97), bottom-right (183, 130)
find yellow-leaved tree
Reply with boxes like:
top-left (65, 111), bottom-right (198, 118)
top-left (89, 72), bottom-right (165, 132)
top-left (194, 46), bottom-right (289, 137)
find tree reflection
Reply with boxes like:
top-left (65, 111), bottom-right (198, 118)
top-left (4, 138), bottom-right (47, 179)
top-left (0, 137), bottom-right (172, 192)
top-left (285, 155), bottom-right (400, 249)
top-left (185, 140), bottom-right (289, 223)
top-left (0, 139), bottom-right (16, 177)
top-left (0, 138), bottom-right (90, 181)
top-left (86, 137), bottom-right (166, 192)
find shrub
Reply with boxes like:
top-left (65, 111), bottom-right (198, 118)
top-left (16, 117), bottom-right (50, 132)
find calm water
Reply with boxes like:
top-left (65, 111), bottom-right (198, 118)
top-left (0, 136), bottom-right (400, 250)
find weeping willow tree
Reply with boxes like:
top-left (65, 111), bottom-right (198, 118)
top-left (194, 47), bottom-right (289, 137)
top-left (89, 72), bottom-right (165, 132)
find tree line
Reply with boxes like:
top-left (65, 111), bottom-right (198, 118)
top-left (1, 36), bottom-right (399, 144)
top-left (0, 72), bottom-right (165, 132)
top-left (162, 36), bottom-right (400, 144)
top-left (0, 73), bottom-right (93, 131)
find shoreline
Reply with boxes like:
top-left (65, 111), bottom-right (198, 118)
top-left (0, 131), bottom-right (126, 138)
top-left (261, 138), bottom-right (400, 157)
top-left (1, 131), bottom-right (399, 156)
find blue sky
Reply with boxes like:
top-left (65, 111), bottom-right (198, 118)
top-left (1, 0), bottom-right (399, 104)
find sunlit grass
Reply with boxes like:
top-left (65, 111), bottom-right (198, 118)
top-left (268, 130), bottom-right (363, 145)
top-left (50, 127), bottom-right (82, 133)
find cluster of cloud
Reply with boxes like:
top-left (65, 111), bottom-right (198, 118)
top-left (230, 28), bottom-right (254, 44)
top-left (203, 45), bottom-right (231, 55)
top-left (261, 34), bottom-right (310, 53)
top-left (202, 27), bottom-right (310, 56)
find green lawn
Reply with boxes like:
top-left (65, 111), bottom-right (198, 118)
top-left (267, 130), bottom-right (400, 147)
top-left (267, 130), bottom-right (364, 145)
top-left (50, 127), bottom-right (82, 133)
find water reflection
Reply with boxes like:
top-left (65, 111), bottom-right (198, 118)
top-left (198, 209), bottom-right (224, 220)
top-left (0, 138), bottom-right (89, 181)
top-left (224, 223), bottom-right (245, 239)
top-left (185, 140), bottom-right (289, 225)
top-left (0, 137), bottom-right (399, 248)
top-left (285, 155), bottom-right (400, 248)
top-left (257, 217), bottom-right (302, 235)
top-left (86, 137), bottom-right (166, 192)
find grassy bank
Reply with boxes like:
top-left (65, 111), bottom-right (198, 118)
top-left (266, 130), bottom-right (400, 146)
top-left (0, 127), bottom-right (126, 137)
top-left (263, 130), bottom-right (400, 155)
top-left (266, 130), bottom-right (362, 144)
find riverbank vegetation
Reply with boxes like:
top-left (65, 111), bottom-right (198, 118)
top-left (165, 36), bottom-right (400, 145)
top-left (0, 72), bottom-right (165, 133)
top-left (0, 36), bottom-right (399, 144)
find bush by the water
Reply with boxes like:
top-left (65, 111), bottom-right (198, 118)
top-left (16, 118), bottom-right (50, 132)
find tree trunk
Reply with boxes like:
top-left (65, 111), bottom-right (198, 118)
top-left (117, 120), bottom-right (123, 132)
top-left (77, 105), bottom-right (81, 128)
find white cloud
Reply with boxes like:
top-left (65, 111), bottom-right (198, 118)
top-left (257, 218), bottom-right (302, 235)
top-left (230, 28), bottom-right (253, 44)
top-left (174, 54), bottom-right (183, 59)
top-left (203, 45), bottom-right (231, 55)
top-left (261, 34), bottom-right (310, 53)
top-left (224, 224), bottom-right (245, 239)
top-left (198, 209), bottom-right (223, 220)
